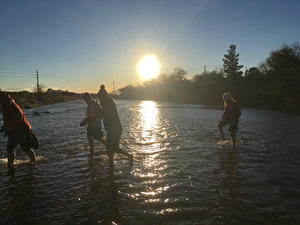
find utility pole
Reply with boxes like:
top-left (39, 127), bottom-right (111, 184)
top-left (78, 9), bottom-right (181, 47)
top-left (36, 69), bottom-right (40, 93)
top-left (204, 65), bottom-right (207, 74)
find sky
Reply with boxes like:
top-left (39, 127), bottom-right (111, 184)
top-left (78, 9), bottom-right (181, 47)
top-left (0, 0), bottom-right (299, 92)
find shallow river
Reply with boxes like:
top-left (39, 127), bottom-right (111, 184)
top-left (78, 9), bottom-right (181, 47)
top-left (0, 100), bottom-right (299, 225)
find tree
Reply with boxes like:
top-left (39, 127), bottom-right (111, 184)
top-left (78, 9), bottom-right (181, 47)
top-left (170, 67), bottom-right (187, 83)
top-left (265, 43), bottom-right (300, 78)
top-left (223, 44), bottom-right (243, 80)
top-left (263, 42), bottom-right (300, 103)
top-left (244, 67), bottom-right (263, 80)
top-left (32, 83), bottom-right (46, 93)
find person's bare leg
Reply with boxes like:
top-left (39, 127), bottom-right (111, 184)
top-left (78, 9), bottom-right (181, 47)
top-left (99, 138), bottom-right (106, 145)
top-left (7, 139), bottom-right (16, 169)
top-left (108, 152), bottom-right (114, 165)
top-left (88, 137), bottom-right (94, 154)
top-left (218, 123), bottom-right (225, 140)
top-left (7, 151), bottom-right (16, 169)
top-left (118, 148), bottom-right (133, 162)
top-left (26, 149), bottom-right (36, 164)
top-left (231, 137), bottom-right (236, 148)
top-left (230, 125), bottom-right (237, 148)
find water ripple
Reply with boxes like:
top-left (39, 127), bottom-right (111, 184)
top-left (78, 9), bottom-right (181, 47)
top-left (0, 100), bottom-right (300, 224)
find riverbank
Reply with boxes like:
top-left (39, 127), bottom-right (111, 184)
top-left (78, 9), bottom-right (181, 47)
top-left (117, 95), bottom-right (300, 114)
top-left (2, 90), bottom-right (82, 109)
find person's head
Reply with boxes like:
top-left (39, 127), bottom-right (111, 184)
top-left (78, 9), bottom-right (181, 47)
top-left (99, 84), bottom-right (107, 94)
top-left (222, 92), bottom-right (237, 105)
top-left (98, 85), bottom-right (110, 108)
top-left (82, 93), bottom-right (92, 103)
top-left (98, 84), bottom-right (108, 98)
top-left (222, 92), bottom-right (232, 102)
top-left (0, 92), bottom-right (11, 105)
top-left (100, 84), bottom-right (105, 90)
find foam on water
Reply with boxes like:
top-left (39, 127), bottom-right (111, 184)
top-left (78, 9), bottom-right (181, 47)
top-left (216, 138), bottom-right (246, 145)
top-left (0, 155), bottom-right (46, 165)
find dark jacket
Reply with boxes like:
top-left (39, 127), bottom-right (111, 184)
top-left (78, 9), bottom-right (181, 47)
top-left (100, 96), bottom-right (122, 134)
top-left (223, 100), bottom-right (241, 122)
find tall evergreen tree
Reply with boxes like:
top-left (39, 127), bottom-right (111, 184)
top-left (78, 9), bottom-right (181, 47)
top-left (223, 44), bottom-right (243, 79)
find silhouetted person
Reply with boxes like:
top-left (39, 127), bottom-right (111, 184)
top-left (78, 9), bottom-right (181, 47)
top-left (218, 92), bottom-right (241, 147)
top-left (80, 93), bottom-right (106, 155)
top-left (0, 93), bottom-right (38, 170)
top-left (98, 84), bottom-right (107, 107)
top-left (98, 85), bottom-right (133, 164)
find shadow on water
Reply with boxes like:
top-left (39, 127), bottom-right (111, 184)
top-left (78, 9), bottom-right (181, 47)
top-left (85, 155), bottom-right (131, 225)
top-left (215, 148), bottom-right (240, 225)
top-left (3, 167), bottom-right (37, 225)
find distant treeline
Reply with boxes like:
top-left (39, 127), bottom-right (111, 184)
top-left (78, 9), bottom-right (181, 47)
top-left (119, 42), bottom-right (300, 113)
top-left (2, 89), bottom-right (81, 109)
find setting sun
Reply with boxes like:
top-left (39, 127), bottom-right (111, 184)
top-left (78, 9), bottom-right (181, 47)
top-left (137, 55), bottom-right (160, 80)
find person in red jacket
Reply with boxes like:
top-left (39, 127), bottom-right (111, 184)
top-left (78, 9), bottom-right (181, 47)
top-left (218, 92), bottom-right (241, 147)
top-left (0, 93), bottom-right (38, 169)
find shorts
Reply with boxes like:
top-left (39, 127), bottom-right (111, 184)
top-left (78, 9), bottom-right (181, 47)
top-left (87, 125), bottom-right (104, 141)
top-left (219, 117), bottom-right (239, 138)
top-left (106, 131), bottom-right (122, 154)
top-left (7, 130), bottom-right (39, 153)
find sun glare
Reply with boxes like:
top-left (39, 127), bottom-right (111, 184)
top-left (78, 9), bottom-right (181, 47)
top-left (137, 55), bottom-right (160, 80)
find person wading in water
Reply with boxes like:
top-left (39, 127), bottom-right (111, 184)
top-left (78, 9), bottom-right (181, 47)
top-left (98, 85), bottom-right (133, 164)
top-left (80, 93), bottom-right (106, 156)
top-left (0, 93), bottom-right (38, 170)
top-left (218, 92), bottom-right (241, 147)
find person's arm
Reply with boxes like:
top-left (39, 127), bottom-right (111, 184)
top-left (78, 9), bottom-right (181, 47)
top-left (80, 117), bottom-right (88, 126)
top-left (233, 103), bottom-right (241, 117)
top-left (96, 104), bottom-right (103, 119)
top-left (2, 110), bottom-right (7, 130)
top-left (1, 109), bottom-right (10, 133)
top-left (80, 104), bottom-right (90, 126)
top-left (103, 119), bottom-right (109, 131)
top-left (0, 126), bottom-right (8, 136)
top-left (0, 125), bottom-right (7, 134)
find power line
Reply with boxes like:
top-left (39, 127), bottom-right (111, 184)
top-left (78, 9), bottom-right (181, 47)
top-left (0, 74), bottom-right (35, 78)
top-left (0, 73), bottom-right (67, 82)
top-left (0, 67), bottom-right (34, 73)
top-left (0, 70), bottom-right (34, 75)
top-left (42, 78), bottom-right (68, 82)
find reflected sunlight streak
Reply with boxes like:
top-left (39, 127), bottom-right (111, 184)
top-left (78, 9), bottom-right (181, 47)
top-left (135, 100), bottom-right (170, 199)
top-left (140, 101), bottom-right (158, 142)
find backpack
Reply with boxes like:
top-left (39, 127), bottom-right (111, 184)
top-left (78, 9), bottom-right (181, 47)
top-left (25, 130), bottom-right (39, 149)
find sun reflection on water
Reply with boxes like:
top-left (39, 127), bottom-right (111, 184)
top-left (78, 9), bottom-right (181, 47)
top-left (139, 101), bottom-right (158, 137)
top-left (131, 101), bottom-right (170, 200)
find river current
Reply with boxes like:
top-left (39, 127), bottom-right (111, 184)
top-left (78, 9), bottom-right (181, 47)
top-left (0, 100), bottom-right (299, 225)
